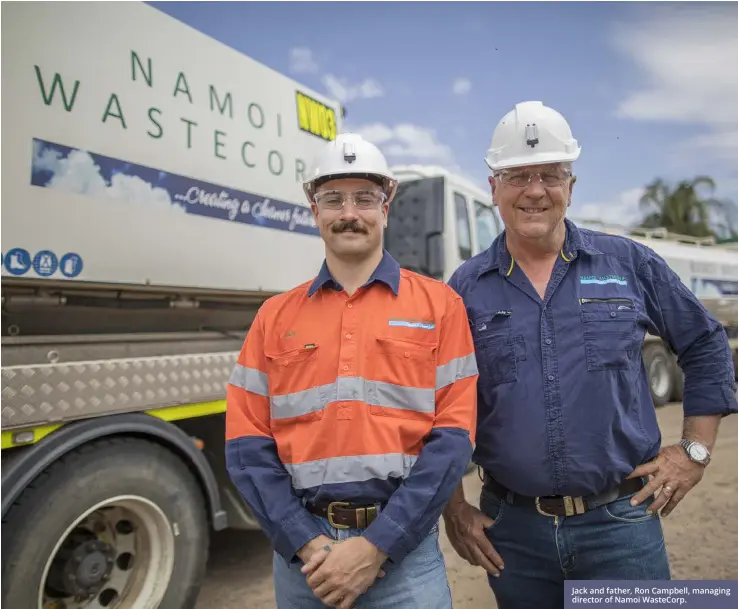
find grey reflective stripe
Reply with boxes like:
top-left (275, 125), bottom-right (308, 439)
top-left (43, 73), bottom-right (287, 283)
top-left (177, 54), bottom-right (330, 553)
top-left (284, 453), bottom-right (419, 490)
top-left (271, 384), bottom-right (325, 419)
top-left (435, 353), bottom-right (479, 390)
top-left (229, 363), bottom-right (269, 397)
top-left (270, 377), bottom-right (435, 419)
top-left (369, 380), bottom-right (434, 414)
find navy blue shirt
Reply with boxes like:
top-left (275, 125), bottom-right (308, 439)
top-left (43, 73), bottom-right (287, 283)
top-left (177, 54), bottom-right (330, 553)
top-left (448, 218), bottom-right (738, 497)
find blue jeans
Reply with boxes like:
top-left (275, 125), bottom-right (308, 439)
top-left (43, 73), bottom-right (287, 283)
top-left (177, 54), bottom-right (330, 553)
top-left (480, 485), bottom-right (671, 609)
top-left (273, 512), bottom-right (452, 609)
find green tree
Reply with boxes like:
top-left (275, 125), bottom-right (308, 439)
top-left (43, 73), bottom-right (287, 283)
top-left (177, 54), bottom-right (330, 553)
top-left (638, 176), bottom-right (735, 238)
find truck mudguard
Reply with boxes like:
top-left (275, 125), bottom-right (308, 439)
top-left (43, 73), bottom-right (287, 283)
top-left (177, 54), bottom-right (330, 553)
top-left (1, 412), bottom-right (228, 530)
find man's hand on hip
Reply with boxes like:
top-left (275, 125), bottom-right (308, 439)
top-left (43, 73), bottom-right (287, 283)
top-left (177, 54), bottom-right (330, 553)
top-left (443, 499), bottom-right (505, 577)
top-left (627, 444), bottom-right (706, 517)
top-left (302, 536), bottom-right (387, 609)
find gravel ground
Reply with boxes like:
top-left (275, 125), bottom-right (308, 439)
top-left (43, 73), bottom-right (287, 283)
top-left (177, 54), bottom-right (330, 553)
top-left (195, 402), bottom-right (738, 608)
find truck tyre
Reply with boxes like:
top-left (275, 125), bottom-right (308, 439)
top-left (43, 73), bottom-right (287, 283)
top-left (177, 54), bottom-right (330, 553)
top-left (643, 342), bottom-right (673, 407)
top-left (1, 436), bottom-right (209, 609)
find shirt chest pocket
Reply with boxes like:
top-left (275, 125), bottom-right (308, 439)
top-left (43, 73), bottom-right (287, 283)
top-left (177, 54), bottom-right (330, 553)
top-left (472, 311), bottom-right (526, 387)
top-left (265, 344), bottom-right (322, 420)
top-left (368, 337), bottom-right (437, 420)
top-left (580, 298), bottom-right (640, 371)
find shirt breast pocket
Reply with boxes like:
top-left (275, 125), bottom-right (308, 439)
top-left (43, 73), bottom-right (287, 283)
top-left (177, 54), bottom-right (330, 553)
top-left (265, 344), bottom-right (322, 421)
top-left (472, 311), bottom-right (526, 387)
top-left (580, 298), bottom-right (640, 371)
top-left (369, 337), bottom-right (437, 420)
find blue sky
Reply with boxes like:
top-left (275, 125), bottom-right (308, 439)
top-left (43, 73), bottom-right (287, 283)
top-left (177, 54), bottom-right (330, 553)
top-left (150, 1), bottom-right (738, 231)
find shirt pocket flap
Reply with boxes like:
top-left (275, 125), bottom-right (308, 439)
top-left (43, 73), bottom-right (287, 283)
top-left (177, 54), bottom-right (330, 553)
top-left (265, 344), bottom-right (320, 366)
top-left (580, 298), bottom-right (638, 323)
top-left (375, 337), bottom-right (437, 362)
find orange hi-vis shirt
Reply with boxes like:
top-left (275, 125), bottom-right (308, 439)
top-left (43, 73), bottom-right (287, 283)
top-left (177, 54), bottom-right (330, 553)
top-left (225, 251), bottom-right (478, 564)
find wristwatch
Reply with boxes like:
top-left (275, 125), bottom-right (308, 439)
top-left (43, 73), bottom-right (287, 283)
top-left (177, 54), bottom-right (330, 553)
top-left (679, 439), bottom-right (711, 466)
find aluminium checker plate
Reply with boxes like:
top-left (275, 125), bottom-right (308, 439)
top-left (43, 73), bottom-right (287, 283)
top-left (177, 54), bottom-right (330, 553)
top-left (1, 351), bottom-right (239, 429)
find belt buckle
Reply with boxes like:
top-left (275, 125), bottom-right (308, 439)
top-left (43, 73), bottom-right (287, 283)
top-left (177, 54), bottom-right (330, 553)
top-left (535, 496), bottom-right (558, 517)
top-left (536, 496), bottom-right (585, 517)
top-left (326, 501), bottom-right (350, 529)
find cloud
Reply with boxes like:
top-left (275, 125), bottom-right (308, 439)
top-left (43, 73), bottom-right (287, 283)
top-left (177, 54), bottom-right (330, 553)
top-left (33, 143), bottom-right (182, 212)
top-left (349, 122), bottom-right (456, 166)
top-left (452, 78), bottom-right (472, 96)
top-left (613, 5), bottom-right (738, 164)
top-left (573, 187), bottom-right (646, 229)
top-left (322, 74), bottom-right (384, 104)
top-left (289, 47), bottom-right (319, 74)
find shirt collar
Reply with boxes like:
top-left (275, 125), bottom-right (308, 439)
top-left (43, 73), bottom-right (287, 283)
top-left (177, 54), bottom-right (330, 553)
top-left (308, 250), bottom-right (401, 297)
top-left (478, 217), bottom-right (601, 278)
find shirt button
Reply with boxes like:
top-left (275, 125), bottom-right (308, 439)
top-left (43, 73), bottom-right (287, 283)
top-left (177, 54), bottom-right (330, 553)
top-left (610, 312), bottom-right (616, 317)
top-left (404, 352), bottom-right (411, 358)
top-left (343, 365), bottom-right (349, 371)
top-left (345, 333), bottom-right (352, 339)
top-left (548, 374), bottom-right (554, 381)
top-left (545, 338), bottom-right (552, 345)
top-left (347, 303), bottom-right (353, 308)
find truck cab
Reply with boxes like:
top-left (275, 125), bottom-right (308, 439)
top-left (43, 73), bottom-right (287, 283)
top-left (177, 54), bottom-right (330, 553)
top-left (385, 165), bottom-right (503, 282)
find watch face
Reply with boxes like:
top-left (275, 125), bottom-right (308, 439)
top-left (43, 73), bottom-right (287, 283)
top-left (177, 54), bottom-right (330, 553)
top-left (689, 444), bottom-right (708, 461)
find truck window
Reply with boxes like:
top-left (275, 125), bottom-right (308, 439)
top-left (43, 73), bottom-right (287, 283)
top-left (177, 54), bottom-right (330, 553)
top-left (454, 192), bottom-right (472, 261)
top-left (474, 200), bottom-right (500, 252)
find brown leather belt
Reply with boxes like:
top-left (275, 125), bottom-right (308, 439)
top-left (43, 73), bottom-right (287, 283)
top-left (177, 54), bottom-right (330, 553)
top-left (483, 473), bottom-right (646, 517)
top-left (306, 501), bottom-right (382, 529)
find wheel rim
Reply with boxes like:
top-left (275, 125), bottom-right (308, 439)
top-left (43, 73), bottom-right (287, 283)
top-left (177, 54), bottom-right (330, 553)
top-left (38, 495), bottom-right (175, 609)
top-left (648, 353), bottom-right (671, 399)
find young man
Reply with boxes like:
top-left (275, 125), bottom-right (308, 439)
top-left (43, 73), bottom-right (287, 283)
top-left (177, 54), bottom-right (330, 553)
top-left (442, 100), bottom-right (738, 609)
top-left (225, 133), bottom-right (478, 609)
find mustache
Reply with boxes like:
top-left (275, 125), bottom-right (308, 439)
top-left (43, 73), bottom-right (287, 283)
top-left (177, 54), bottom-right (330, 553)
top-left (331, 220), bottom-right (368, 234)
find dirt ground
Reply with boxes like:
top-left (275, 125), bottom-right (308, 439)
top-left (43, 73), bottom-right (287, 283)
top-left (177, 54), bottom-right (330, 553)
top-left (195, 402), bottom-right (738, 609)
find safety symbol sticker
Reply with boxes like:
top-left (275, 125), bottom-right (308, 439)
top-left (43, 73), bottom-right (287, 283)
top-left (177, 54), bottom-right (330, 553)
top-left (60, 253), bottom-right (84, 278)
top-left (33, 250), bottom-right (59, 277)
top-left (4, 248), bottom-right (31, 276)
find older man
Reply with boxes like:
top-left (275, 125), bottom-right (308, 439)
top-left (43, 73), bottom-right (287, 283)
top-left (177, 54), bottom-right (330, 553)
top-left (225, 133), bottom-right (478, 609)
top-left (442, 101), bottom-right (738, 608)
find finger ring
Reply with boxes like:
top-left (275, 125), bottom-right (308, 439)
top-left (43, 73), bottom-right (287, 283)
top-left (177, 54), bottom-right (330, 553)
top-left (663, 485), bottom-right (673, 494)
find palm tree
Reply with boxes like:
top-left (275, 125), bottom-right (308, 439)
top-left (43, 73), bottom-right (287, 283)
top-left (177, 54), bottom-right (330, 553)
top-left (638, 176), bottom-right (733, 238)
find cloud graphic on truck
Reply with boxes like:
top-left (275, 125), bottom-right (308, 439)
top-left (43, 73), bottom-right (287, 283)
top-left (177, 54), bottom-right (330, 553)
top-left (32, 140), bottom-right (181, 211)
top-left (30, 138), bottom-right (319, 236)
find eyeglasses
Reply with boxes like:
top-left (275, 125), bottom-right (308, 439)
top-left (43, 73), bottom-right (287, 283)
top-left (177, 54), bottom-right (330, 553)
top-left (496, 169), bottom-right (572, 188)
top-left (313, 189), bottom-right (387, 210)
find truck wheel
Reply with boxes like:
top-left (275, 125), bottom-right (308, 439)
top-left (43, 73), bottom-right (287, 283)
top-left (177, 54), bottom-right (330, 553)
top-left (1, 436), bottom-right (209, 609)
top-left (643, 342), bottom-right (673, 407)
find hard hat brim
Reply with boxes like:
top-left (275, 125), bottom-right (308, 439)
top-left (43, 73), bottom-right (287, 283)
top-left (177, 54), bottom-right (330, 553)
top-left (485, 149), bottom-right (581, 172)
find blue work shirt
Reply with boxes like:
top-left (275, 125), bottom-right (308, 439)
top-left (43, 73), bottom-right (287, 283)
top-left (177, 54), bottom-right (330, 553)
top-left (448, 218), bottom-right (738, 498)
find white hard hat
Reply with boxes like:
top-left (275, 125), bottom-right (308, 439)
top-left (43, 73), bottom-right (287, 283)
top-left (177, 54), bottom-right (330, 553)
top-left (303, 133), bottom-right (398, 202)
top-left (484, 101), bottom-right (581, 172)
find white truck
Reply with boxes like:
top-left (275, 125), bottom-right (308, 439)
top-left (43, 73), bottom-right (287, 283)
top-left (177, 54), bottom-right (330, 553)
top-left (1, 2), bottom-right (346, 608)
